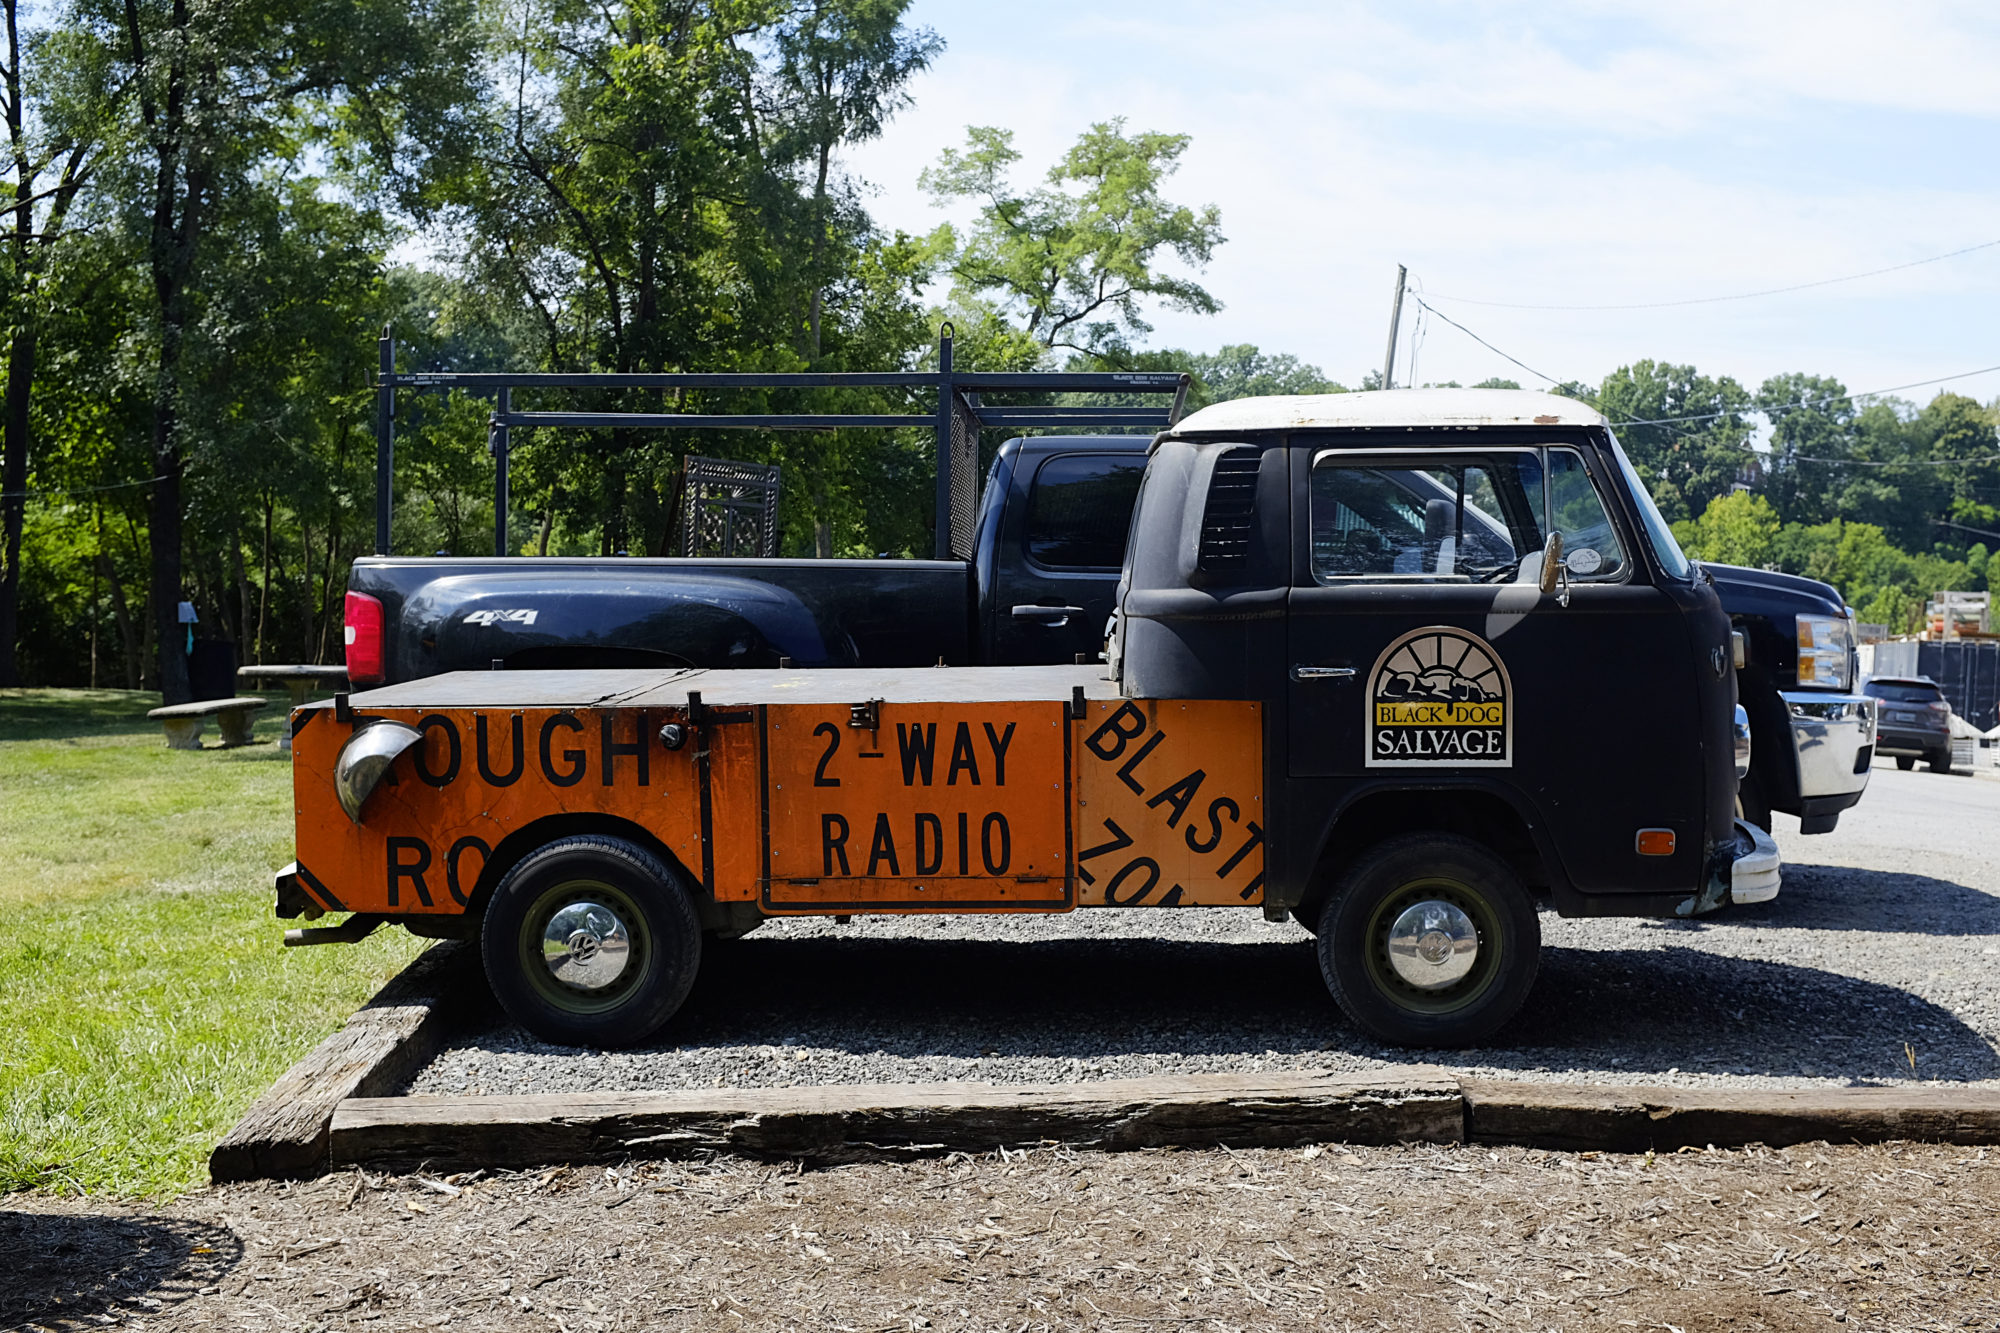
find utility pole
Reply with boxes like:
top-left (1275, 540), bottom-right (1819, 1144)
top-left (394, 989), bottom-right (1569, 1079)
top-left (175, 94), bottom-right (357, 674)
top-left (1381, 264), bottom-right (1407, 391)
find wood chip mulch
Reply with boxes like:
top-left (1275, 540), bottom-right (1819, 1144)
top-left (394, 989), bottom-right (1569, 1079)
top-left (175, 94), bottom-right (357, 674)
top-left (5, 1141), bottom-right (1997, 1331)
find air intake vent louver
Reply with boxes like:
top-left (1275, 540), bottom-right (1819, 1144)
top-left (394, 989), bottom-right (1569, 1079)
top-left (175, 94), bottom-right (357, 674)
top-left (1197, 451), bottom-right (1260, 573)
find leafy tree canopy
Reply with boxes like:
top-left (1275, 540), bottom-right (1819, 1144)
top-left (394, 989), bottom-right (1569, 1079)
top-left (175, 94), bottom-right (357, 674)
top-left (921, 121), bottom-right (1224, 359)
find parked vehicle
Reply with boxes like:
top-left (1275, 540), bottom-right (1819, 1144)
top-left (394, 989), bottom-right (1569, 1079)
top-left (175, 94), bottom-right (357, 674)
top-left (1864, 675), bottom-right (1954, 772)
top-left (342, 435), bottom-right (1145, 686)
top-left (349, 443), bottom-right (1876, 840)
top-left (286, 389), bottom-right (1778, 1051)
top-left (1705, 565), bottom-right (1874, 832)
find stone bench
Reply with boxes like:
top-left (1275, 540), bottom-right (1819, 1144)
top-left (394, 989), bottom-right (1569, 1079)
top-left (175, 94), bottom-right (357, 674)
top-left (147, 696), bottom-right (268, 750)
top-left (238, 665), bottom-right (348, 750)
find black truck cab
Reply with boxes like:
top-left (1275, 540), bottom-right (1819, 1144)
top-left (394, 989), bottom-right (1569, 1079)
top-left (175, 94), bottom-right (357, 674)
top-left (1116, 389), bottom-right (1771, 939)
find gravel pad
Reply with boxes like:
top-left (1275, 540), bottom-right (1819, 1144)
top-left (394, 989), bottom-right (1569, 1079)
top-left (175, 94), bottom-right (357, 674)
top-left (408, 763), bottom-right (2000, 1096)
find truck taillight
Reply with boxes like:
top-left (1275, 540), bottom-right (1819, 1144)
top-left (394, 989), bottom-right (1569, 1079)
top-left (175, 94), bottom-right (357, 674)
top-left (344, 591), bottom-right (386, 685)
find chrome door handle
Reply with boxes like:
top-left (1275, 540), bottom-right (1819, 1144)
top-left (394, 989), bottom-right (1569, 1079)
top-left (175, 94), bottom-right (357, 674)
top-left (1291, 666), bottom-right (1356, 681)
top-left (1012, 604), bottom-right (1085, 621)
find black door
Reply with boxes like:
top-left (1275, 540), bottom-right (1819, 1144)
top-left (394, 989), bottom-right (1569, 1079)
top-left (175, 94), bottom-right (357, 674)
top-left (1283, 438), bottom-right (1703, 897)
top-left (989, 452), bottom-right (1146, 665)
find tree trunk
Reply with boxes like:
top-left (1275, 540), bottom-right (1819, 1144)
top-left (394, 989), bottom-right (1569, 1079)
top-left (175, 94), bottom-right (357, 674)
top-left (148, 445), bottom-right (189, 702)
top-left (232, 521), bottom-right (250, 664)
top-left (314, 516), bottom-right (338, 663)
top-left (98, 551), bottom-right (139, 691)
top-left (0, 318), bottom-right (31, 687)
top-left (257, 493), bottom-right (272, 663)
top-left (119, 507), bottom-right (153, 689)
top-left (297, 519), bottom-right (312, 663)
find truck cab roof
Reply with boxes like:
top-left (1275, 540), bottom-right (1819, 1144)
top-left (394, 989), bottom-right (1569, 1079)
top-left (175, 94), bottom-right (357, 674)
top-left (1164, 388), bottom-right (1608, 439)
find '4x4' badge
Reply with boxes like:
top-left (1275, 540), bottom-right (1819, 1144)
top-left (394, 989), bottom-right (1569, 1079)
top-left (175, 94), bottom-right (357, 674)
top-left (463, 608), bottom-right (540, 627)
top-left (1366, 626), bottom-right (1512, 768)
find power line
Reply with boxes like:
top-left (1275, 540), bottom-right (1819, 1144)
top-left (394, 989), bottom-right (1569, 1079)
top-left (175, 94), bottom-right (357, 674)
top-left (0, 474), bottom-right (171, 501)
top-left (1616, 363), bottom-right (2000, 428)
top-left (1426, 238), bottom-right (2000, 311)
top-left (1409, 287), bottom-right (2000, 468)
top-left (1409, 297), bottom-right (1565, 387)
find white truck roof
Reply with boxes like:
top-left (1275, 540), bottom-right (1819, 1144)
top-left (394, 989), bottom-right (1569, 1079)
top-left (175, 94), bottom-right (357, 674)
top-left (1167, 387), bottom-right (1607, 436)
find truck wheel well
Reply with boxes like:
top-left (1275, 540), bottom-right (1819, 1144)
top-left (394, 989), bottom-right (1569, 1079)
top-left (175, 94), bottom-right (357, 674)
top-left (463, 814), bottom-right (705, 920)
top-left (1299, 789), bottom-right (1550, 917)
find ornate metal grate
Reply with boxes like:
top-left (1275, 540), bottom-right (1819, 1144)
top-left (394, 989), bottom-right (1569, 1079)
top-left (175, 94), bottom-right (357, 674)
top-left (675, 456), bottom-right (781, 557)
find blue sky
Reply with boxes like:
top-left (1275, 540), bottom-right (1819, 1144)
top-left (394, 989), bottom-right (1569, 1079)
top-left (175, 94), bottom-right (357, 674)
top-left (843, 0), bottom-right (2000, 402)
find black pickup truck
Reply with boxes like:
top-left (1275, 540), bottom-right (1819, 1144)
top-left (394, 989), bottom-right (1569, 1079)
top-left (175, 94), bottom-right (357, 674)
top-left (347, 432), bottom-right (1872, 836)
top-left (1704, 564), bottom-right (1873, 834)
top-left (343, 434), bottom-right (1145, 682)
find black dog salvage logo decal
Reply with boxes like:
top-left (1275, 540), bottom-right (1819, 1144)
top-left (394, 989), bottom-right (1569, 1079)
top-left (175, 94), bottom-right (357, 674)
top-left (1366, 626), bottom-right (1511, 768)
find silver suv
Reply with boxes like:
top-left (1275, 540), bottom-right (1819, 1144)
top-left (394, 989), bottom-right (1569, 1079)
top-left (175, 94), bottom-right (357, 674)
top-left (1864, 676), bottom-right (1954, 772)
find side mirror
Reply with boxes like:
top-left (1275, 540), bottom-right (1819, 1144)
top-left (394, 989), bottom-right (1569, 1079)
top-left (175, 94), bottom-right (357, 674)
top-left (1537, 532), bottom-right (1566, 595)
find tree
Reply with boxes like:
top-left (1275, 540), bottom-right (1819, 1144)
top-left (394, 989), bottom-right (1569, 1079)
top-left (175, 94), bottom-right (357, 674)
top-left (447, 0), bottom-right (940, 559)
top-left (921, 120), bottom-right (1224, 358)
top-left (58, 0), bottom-right (480, 699)
top-left (1593, 360), bottom-right (1753, 522)
top-left (763, 0), bottom-right (940, 359)
top-left (1182, 344), bottom-right (1342, 405)
top-left (1, 0), bottom-right (105, 686)
top-left (1671, 491), bottom-right (1779, 568)
top-left (1756, 372), bottom-right (1852, 527)
top-left (1919, 392), bottom-right (2000, 547)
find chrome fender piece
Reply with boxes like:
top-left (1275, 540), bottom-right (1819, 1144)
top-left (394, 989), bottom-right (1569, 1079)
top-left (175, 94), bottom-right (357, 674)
top-left (1729, 818), bottom-right (1782, 905)
top-left (334, 720), bottom-right (423, 823)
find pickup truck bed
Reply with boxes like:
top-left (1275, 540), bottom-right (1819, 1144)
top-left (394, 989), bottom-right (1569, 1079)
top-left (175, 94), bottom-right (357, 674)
top-left (349, 557), bottom-right (973, 681)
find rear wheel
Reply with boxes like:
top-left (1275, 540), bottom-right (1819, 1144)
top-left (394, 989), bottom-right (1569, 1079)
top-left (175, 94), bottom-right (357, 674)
top-left (481, 835), bottom-right (701, 1048)
top-left (1931, 748), bottom-right (1953, 774)
top-left (1896, 755), bottom-right (1916, 771)
top-left (1316, 834), bottom-right (1539, 1048)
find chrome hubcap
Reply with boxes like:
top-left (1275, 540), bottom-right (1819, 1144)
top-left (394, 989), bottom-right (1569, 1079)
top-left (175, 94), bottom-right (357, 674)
top-left (1386, 899), bottom-right (1478, 989)
top-left (541, 900), bottom-right (631, 991)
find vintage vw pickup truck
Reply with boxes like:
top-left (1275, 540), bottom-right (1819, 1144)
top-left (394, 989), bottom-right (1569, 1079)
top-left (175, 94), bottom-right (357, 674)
top-left (280, 390), bottom-right (1779, 1049)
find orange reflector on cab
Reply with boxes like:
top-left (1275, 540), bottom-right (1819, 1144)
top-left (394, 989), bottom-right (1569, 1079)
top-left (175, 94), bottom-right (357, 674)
top-left (1635, 829), bottom-right (1676, 857)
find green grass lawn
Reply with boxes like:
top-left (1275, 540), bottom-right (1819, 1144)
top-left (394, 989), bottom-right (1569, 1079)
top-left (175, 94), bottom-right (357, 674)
top-left (0, 689), bottom-right (422, 1197)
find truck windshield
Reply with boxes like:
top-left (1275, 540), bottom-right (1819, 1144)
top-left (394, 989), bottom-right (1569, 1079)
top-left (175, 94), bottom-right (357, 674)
top-left (1606, 432), bottom-right (1692, 580)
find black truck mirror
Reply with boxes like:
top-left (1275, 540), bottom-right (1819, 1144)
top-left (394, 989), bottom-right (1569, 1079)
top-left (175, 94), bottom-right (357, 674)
top-left (1538, 532), bottom-right (1566, 596)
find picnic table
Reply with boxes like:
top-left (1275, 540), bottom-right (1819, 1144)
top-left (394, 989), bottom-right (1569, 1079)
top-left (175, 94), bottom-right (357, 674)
top-left (238, 664), bottom-right (349, 750)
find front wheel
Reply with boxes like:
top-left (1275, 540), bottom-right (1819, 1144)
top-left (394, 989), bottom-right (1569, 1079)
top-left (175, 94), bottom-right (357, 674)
top-left (482, 835), bottom-right (702, 1048)
top-left (1316, 834), bottom-right (1540, 1048)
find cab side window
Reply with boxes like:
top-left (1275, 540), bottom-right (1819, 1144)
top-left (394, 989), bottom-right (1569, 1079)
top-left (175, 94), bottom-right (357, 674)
top-left (1308, 449), bottom-right (1628, 584)
top-left (1309, 458), bottom-right (1527, 582)
top-left (1025, 455), bottom-right (1146, 569)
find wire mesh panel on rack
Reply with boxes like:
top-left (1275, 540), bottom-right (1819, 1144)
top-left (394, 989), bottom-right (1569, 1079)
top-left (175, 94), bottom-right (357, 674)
top-left (946, 392), bottom-right (982, 562)
top-left (674, 456), bottom-right (781, 557)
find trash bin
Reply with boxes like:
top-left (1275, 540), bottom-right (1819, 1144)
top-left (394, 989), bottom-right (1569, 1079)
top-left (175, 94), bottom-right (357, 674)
top-left (189, 639), bottom-right (239, 702)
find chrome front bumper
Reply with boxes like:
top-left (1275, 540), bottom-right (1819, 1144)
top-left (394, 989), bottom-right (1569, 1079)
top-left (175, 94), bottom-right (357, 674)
top-left (1729, 818), bottom-right (1781, 905)
top-left (1781, 691), bottom-right (1874, 801)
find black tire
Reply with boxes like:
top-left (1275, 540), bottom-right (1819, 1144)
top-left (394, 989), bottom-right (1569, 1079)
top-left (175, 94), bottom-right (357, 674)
top-left (1315, 834), bottom-right (1540, 1049)
top-left (1896, 755), bottom-right (1916, 771)
top-left (1931, 748), bottom-right (1953, 774)
top-left (1735, 770), bottom-right (1772, 833)
top-left (481, 835), bottom-right (701, 1048)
